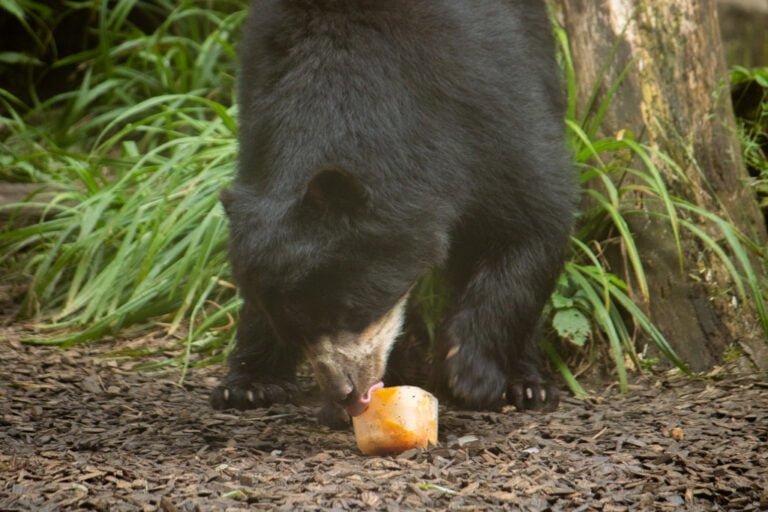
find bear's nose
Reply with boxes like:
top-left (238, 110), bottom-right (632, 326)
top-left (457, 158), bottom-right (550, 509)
top-left (338, 384), bottom-right (359, 406)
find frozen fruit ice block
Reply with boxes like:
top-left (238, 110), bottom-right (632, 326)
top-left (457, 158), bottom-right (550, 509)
top-left (352, 386), bottom-right (438, 455)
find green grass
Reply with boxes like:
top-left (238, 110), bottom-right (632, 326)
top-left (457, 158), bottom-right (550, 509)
top-left (731, 66), bottom-right (768, 214)
top-left (1, 0), bottom-right (243, 356)
top-left (1, 3), bottom-right (766, 390)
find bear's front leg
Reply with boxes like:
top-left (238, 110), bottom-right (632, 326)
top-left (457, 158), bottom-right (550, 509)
top-left (210, 301), bottom-right (301, 410)
top-left (433, 243), bottom-right (561, 412)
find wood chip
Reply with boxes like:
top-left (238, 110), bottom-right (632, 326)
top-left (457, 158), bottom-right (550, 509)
top-left (1, 326), bottom-right (767, 511)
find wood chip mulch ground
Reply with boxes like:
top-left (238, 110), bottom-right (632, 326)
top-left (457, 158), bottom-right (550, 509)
top-left (1, 332), bottom-right (767, 511)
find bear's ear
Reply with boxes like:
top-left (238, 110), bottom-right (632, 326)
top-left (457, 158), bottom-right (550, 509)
top-left (219, 188), bottom-right (235, 216)
top-left (302, 168), bottom-right (367, 215)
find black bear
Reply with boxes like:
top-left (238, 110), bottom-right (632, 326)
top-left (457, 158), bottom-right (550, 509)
top-left (211, 0), bottom-right (576, 426)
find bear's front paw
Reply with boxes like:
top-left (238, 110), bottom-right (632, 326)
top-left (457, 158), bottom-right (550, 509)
top-left (436, 342), bottom-right (508, 410)
top-left (210, 377), bottom-right (297, 410)
top-left (507, 380), bottom-right (559, 412)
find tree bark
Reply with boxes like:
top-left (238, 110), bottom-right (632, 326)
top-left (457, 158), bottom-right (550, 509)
top-left (552, 0), bottom-right (767, 370)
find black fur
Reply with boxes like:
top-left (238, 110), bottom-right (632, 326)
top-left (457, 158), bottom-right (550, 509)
top-left (211, 0), bottom-right (576, 420)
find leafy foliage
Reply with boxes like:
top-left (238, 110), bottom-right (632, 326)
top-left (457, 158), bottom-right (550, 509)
top-left (731, 66), bottom-right (768, 214)
top-left (550, 295), bottom-right (591, 348)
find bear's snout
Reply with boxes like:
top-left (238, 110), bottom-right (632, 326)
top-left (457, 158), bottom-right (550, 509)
top-left (305, 294), bottom-right (410, 413)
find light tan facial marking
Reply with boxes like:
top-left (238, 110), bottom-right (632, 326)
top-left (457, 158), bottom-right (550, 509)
top-left (445, 345), bottom-right (461, 360)
top-left (305, 292), bottom-right (410, 401)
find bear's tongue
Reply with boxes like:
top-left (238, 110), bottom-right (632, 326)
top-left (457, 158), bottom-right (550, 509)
top-left (345, 381), bottom-right (384, 417)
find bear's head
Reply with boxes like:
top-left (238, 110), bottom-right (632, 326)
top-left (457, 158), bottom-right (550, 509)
top-left (221, 167), bottom-right (447, 415)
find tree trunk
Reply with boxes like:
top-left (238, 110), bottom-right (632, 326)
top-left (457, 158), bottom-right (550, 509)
top-left (552, 0), bottom-right (767, 370)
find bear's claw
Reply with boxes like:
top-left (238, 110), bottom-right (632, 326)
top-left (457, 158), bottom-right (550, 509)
top-left (210, 379), bottom-right (297, 410)
top-left (507, 381), bottom-right (559, 412)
